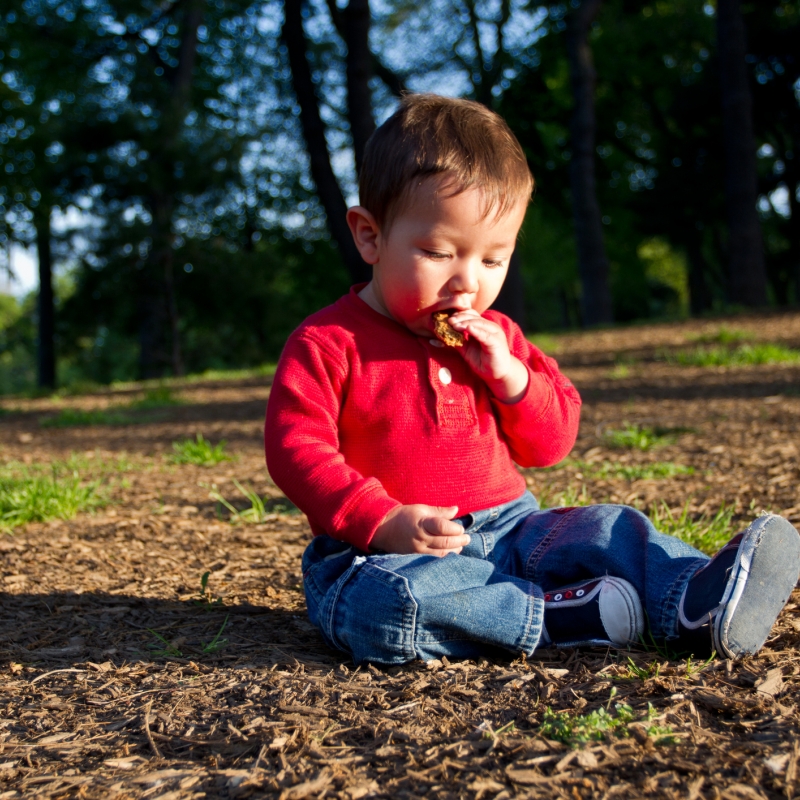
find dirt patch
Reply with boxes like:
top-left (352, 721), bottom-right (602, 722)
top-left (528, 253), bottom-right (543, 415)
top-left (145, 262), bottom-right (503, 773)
top-left (1, 313), bottom-right (799, 798)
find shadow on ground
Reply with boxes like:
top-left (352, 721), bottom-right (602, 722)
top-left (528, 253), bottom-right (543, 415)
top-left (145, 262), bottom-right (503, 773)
top-left (0, 591), bottom-right (340, 670)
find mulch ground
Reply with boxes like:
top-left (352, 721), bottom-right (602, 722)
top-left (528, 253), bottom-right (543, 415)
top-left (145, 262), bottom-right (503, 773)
top-left (1, 310), bottom-right (800, 799)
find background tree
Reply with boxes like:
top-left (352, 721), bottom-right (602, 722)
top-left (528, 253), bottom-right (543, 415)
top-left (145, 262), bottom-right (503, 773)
top-left (2, 1), bottom-right (799, 395)
top-left (717, 0), bottom-right (768, 306)
top-left (565, 0), bottom-right (613, 326)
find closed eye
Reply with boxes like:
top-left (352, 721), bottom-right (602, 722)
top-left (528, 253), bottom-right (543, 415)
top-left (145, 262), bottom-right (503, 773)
top-left (483, 259), bottom-right (506, 268)
top-left (423, 250), bottom-right (450, 260)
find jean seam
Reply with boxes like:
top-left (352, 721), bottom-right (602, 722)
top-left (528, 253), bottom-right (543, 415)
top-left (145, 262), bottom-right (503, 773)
top-left (523, 511), bottom-right (574, 581)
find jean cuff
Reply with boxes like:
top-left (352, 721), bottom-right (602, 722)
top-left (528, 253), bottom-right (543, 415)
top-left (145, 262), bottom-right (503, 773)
top-left (659, 557), bottom-right (707, 639)
top-left (520, 583), bottom-right (546, 655)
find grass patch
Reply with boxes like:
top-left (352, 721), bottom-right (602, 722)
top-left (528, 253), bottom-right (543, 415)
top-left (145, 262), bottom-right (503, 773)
top-left (649, 501), bottom-right (735, 555)
top-left (169, 434), bottom-right (232, 466)
top-left (210, 480), bottom-right (299, 523)
top-left (667, 342), bottom-right (800, 367)
top-left (40, 386), bottom-right (184, 428)
top-left (537, 483), bottom-right (592, 509)
top-left (527, 333), bottom-right (561, 355)
top-left (573, 459), bottom-right (694, 481)
top-left (127, 386), bottom-right (183, 410)
top-left (0, 464), bottom-right (106, 532)
top-left (108, 363), bottom-right (277, 393)
top-left (539, 699), bottom-right (674, 747)
top-left (603, 423), bottom-right (690, 451)
top-left (40, 408), bottom-right (130, 428)
top-left (686, 326), bottom-right (753, 346)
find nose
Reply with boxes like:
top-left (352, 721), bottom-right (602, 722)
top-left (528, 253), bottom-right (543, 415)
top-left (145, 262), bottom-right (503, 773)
top-left (446, 259), bottom-right (480, 296)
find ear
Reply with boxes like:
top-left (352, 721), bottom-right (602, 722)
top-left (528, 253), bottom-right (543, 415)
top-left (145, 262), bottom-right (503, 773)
top-left (346, 206), bottom-right (382, 265)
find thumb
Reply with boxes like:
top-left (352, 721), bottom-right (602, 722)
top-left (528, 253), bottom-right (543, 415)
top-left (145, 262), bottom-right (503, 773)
top-left (432, 505), bottom-right (460, 520)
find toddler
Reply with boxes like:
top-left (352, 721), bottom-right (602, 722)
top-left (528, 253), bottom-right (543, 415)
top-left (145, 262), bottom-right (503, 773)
top-left (265, 94), bottom-right (800, 665)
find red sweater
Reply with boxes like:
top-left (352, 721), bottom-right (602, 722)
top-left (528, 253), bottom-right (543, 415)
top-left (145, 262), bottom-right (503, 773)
top-left (265, 287), bottom-right (581, 551)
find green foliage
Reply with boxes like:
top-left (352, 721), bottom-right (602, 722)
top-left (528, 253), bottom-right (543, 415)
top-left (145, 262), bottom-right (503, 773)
top-left (201, 615), bottom-right (230, 654)
top-left (193, 571), bottom-right (224, 609)
top-left (649, 502), bottom-right (735, 555)
top-left (0, 464), bottom-right (105, 532)
top-left (603, 423), bottom-right (690, 450)
top-left (0, 293), bottom-right (36, 396)
top-left (638, 238), bottom-right (689, 317)
top-left (60, 235), bottom-right (350, 387)
top-left (169, 434), bottom-right (232, 467)
top-left (621, 657), bottom-right (661, 680)
top-left (539, 700), bottom-right (674, 747)
top-left (667, 342), bottom-right (800, 367)
top-left (147, 629), bottom-right (184, 659)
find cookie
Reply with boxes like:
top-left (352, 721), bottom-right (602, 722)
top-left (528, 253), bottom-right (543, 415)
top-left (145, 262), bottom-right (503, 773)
top-left (432, 311), bottom-right (465, 347)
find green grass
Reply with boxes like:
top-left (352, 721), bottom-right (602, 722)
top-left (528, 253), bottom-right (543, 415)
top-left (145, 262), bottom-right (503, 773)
top-left (0, 465), bottom-right (106, 532)
top-left (527, 333), bottom-right (561, 355)
top-left (686, 326), bottom-right (753, 346)
top-left (649, 501), bottom-right (735, 555)
top-left (667, 342), bottom-right (800, 367)
top-left (40, 408), bottom-right (131, 427)
top-left (537, 483), bottom-right (592, 509)
top-left (210, 480), bottom-right (299, 523)
top-left (127, 386), bottom-right (183, 410)
top-left (169, 433), bottom-right (232, 466)
top-left (570, 459), bottom-right (694, 481)
top-left (40, 386), bottom-right (184, 428)
top-left (107, 363), bottom-right (277, 393)
top-left (603, 423), bottom-right (691, 451)
top-left (539, 701), bottom-right (674, 747)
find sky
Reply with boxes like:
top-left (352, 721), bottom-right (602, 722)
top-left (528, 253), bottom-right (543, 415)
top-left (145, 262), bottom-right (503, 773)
top-left (1, 246), bottom-right (37, 298)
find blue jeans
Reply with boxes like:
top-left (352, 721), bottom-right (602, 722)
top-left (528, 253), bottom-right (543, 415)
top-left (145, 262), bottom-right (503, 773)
top-left (301, 492), bottom-right (709, 665)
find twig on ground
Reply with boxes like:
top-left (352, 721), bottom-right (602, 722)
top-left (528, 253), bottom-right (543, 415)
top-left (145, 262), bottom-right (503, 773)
top-left (143, 700), bottom-right (162, 759)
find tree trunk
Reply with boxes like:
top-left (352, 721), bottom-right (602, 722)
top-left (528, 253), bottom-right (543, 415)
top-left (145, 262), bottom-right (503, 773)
top-left (34, 208), bottom-right (56, 390)
top-left (566, 0), bottom-right (613, 327)
top-left (717, 0), bottom-right (767, 306)
top-left (283, 0), bottom-right (370, 284)
top-left (137, 1), bottom-right (202, 378)
top-left (686, 236), bottom-right (714, 315)
top-left (790, 173), bottom-right (800, 305)
top-left (341, 0), bottom-right (376, 175)
top-left (491, 249), bottom-right (526, 330)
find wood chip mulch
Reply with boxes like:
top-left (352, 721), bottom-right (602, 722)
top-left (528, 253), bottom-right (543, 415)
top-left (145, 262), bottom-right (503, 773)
top-left (1, 310), bottom-right (800, 799)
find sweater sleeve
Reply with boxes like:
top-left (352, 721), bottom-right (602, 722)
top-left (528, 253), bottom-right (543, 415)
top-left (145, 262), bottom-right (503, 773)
top-left (487, 314), bottom-right (582, 468)
top-left (265, 330), bottom-right (400, 550)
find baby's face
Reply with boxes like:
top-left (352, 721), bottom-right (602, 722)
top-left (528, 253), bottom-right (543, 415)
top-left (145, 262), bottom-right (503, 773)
top-left (364, 181), bottom-right (526, 339)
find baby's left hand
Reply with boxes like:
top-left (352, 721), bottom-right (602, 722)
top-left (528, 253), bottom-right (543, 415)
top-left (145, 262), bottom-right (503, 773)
top-left (448, 311), bottom-right (529, 403)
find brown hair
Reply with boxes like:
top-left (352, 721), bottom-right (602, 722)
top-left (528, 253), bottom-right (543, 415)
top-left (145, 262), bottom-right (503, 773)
top-left (358, 93), bottom-right (534, 230)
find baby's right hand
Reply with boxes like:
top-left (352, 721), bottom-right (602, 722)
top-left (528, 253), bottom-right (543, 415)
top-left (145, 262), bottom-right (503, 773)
top-left (370, 504), bottom-right (470, 556)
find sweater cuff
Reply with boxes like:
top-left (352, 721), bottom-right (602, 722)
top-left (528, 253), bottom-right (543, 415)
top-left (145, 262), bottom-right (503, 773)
top-left (334, 486), bottom-right (401, 552)
top-left (491, 365), bottom-right (552, 425)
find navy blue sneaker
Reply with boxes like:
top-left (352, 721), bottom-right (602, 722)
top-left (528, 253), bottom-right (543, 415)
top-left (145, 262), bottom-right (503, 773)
top-left (541, 576), bottom-right (644, 648)
top-left (677, 514), bottom-right (800, 658)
